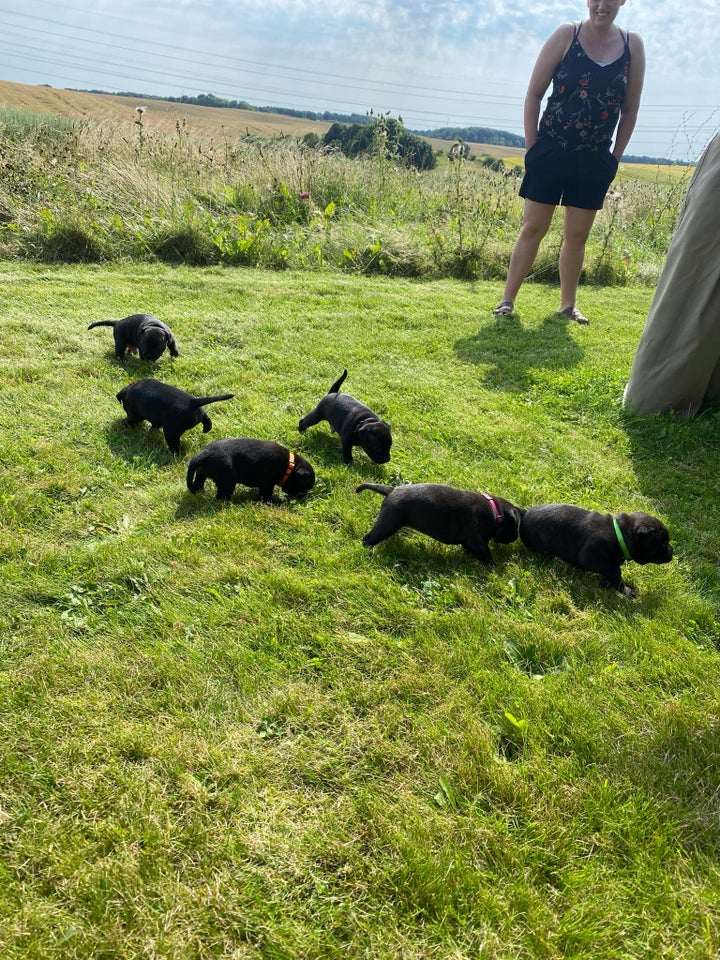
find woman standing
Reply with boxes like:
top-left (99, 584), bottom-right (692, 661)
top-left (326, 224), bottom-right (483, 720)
top-left (493, 0), bottom-right (645, 324)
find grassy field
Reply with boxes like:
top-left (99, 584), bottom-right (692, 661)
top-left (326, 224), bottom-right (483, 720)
top-left (1, 263), bottom-right (719, 959)
top-left (0, 80), bottom-right (333, 142)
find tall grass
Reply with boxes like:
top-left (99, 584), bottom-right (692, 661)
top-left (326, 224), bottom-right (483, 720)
top-left (0, 107), bottom-right (690, 282)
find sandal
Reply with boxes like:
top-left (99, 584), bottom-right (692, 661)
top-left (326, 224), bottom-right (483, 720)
top-left (492, 300), bottom-right (515, 316)
top-left (557, 305), bottom-right (589, 325)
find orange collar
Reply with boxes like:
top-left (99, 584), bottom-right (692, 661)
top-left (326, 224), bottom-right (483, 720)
top-left (278, 451), bottom-right (296, 487)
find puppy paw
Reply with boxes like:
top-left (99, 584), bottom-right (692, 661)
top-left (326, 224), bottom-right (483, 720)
top-left (602, 576), bottom-right (636, 598)
top-left (298, 418), bottom-right (307, 433)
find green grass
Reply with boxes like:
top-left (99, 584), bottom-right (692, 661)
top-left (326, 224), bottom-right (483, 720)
top-left (1, 263), bottom-right (720, 959)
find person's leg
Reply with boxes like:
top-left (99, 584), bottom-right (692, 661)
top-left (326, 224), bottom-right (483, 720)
top-left (558, 205), bottom-right (597, 321)
top-left (495, 199), bottom-right (555, 311)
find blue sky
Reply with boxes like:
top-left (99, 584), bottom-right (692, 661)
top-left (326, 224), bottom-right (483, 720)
top-left (0, 0), bottom-right (717, 160)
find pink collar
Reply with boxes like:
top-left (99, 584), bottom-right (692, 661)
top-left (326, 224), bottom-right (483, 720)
top-left (482, 493), bottom-right (503, 524)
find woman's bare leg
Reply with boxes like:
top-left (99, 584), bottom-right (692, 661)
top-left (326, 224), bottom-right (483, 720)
top-left (499, 199), bottom-right (556, 306)
top-left (559, 205), bottom-right (597, 317)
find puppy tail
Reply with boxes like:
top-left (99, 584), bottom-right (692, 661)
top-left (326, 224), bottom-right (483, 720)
top-left (186, 459), bottom-right (202, 494)
top-left (328, 368), bottom-right (348, 394)
top-left (356, 483), bottom-right (393, 497)
top-left (87, 319), bottom-right (117, 330)
top-left (191, 393), bottom-right (235, 408)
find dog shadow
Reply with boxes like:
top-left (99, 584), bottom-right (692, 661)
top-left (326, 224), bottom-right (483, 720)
top-left (514, 551), bottom-right (668, 614)
top-left (105, 420), bottom-right (177, 466)
top-left (175, 486), bottom-right (314, 519)
top-left (362, 535), bottom-right (511, 582)
top-left (98, 351), bottom-right (167, 373)
top-left (297, 430), bottom-right (392, 478)
top-left (296, 430), bottom-right (342, 465)
top-left (175, 489), bottom-right (243, 519)
top-left (454, 312), bottom-right (584, 392)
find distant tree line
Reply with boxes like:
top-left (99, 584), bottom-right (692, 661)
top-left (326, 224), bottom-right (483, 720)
top-left (621, 154), bottom-right (693, 167)
top-left (78, 89), bottom-right (373, 127)
top-left (415, 126), bottom-right (525, 148)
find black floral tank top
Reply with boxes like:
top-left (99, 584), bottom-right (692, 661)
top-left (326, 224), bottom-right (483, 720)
top-left (538, 23), bottom-right (630, 152)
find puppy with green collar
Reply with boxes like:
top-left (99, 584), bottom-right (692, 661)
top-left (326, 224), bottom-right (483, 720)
top-left (520, 503), bottom-right (673, 597)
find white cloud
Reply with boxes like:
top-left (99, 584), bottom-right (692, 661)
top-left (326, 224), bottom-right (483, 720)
top-left (4, 0), bottom-right (719, 158)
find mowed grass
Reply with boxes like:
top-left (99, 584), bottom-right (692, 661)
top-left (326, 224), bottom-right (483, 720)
top-left (1, 263), bottom-right (720, 959)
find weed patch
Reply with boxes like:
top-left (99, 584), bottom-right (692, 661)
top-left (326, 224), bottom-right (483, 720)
top-left (0, 110), bottom-right (687, 282)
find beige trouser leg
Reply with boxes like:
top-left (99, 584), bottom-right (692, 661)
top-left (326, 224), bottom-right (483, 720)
top-left (624, 131), bottom-right (720, 418)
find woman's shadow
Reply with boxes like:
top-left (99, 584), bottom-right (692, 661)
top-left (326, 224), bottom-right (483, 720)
top-left (455, 311), bottom-right (584, 392)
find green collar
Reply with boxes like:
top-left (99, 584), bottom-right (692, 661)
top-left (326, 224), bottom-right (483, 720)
top-left (613, 517), bottom-right (632, 561)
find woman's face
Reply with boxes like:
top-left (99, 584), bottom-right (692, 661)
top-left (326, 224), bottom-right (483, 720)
top-left (586, 0), bottom-right (626, 27)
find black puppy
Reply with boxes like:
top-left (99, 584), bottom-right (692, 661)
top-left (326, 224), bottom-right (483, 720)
top-left (520, 503), bottom-right (673, 597)
top-left (186, 438), bottom-right (315, 502)
top-left (356, 482), bottom-right (523, 564)
top-left (88, 313), bottom-right (179, 361)
top-left (116, 379), bottom-right (234, 455)
top-left (299, 369), bottom-right (392, 464)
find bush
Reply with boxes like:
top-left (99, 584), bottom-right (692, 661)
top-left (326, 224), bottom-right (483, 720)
top-left (323, 118), bottom-right (436, 171)
top-left (28, 211), bottom-right (104, 263)
top-left (147, 224), bottom-right (219, 265)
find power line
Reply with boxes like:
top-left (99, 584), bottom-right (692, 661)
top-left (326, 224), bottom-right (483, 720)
top-left (0, 5), bottom-right (716, 154)
top-left (0, 38), bottom-right (715, 137)
top-left (0, 6), bottom-right (716, 114)
top-left (0, 30), bottom-right (526, 110)
top-left (0, 8), bottom-right (524, 101)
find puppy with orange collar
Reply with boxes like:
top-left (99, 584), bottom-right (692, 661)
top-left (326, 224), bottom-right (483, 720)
top-left (186, 438), bottom-right (315, 503)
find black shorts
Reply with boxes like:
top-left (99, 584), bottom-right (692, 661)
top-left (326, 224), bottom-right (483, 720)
top-left (519, 139), bottom-right (619, 211)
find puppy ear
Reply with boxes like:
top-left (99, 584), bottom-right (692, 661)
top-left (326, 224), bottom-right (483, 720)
top-left (635, 521), bottom-right (668, 543)
top-left (506, 507), bottom-right (523, 532)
